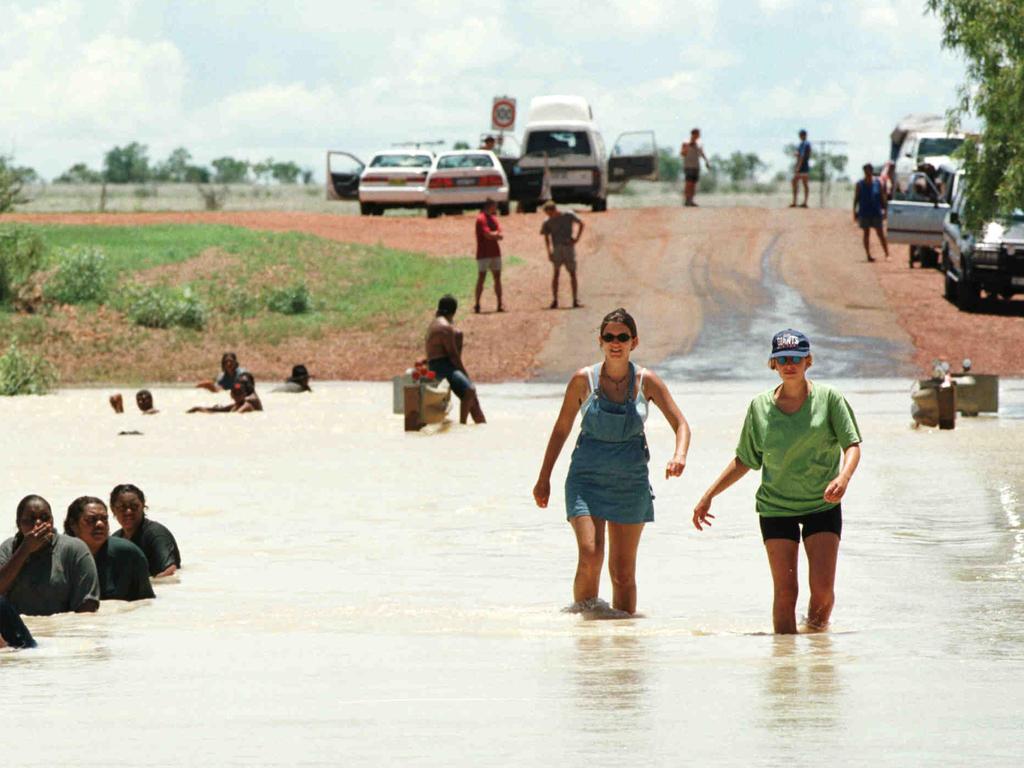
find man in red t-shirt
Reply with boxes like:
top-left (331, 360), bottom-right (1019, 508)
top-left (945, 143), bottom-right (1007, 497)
top-left (474, 199), bottom-right (504, 313)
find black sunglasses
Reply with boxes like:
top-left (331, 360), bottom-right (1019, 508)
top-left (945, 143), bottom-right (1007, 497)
top-left (601, 332), bottom-right (632, 343)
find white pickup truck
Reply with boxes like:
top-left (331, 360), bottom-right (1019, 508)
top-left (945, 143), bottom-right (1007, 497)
top-left (887, 162), bottom-right (963, 268)
top-left (890, 114), bottom-right (966, 195)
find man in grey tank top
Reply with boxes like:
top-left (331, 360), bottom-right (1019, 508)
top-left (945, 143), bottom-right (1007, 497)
top-left (540, 200), bottom-right (585, 309)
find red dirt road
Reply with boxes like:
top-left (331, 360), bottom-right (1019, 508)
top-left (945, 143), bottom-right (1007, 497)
top-left (8, 209), bottom-right (1024, 380)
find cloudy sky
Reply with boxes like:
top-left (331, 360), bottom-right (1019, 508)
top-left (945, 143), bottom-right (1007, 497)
top-left (1, 0), bottom-right (970, 181)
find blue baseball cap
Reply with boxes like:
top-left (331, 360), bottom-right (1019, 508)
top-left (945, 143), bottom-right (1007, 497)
top-left (771, 329), bottom-right (810, 359)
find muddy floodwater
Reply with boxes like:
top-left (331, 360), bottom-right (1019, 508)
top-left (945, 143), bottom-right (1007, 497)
top-left (3, 379), bottom-right (1023, 765)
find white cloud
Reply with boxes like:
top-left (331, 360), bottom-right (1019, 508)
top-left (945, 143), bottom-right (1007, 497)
top-left (758, 0), bottom-right (796, 13)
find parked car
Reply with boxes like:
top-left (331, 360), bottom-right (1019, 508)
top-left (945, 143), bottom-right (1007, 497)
top-left (887, 162), bottom-right (963, 268)
top-left (942, 187), bottom-right (1024, 311)
top-left (516, 95), bottom-right (657, 212)
top-left (325, 150), bottom-right (435, 215)
top-left (425, 150), bottom-right (509, 218)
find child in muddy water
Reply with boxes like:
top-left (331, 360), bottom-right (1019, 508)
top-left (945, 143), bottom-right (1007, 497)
top-left (188, 373), bottom-right (262, 414)
top-left (109, 389), bottom-right (158, 415)
top-left (691, 329), bottom-right (862, 635)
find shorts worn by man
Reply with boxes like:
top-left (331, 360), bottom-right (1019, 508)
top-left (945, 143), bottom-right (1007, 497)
top-left (425, 294), bottom-right (486, 424)
top-left (540, 201), bottom-right (585, 309)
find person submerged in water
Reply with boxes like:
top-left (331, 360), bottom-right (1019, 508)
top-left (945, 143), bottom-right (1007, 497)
top-left (533, 307), bottom-right (691, 616)
top-left (109, 389), bottom-right (158, 415)
top-left (425, 294), bottom-right (485, 424)
top-left (65, 496), bottom-right (155, 602)
top-left (272, 364), bottom-right (312, 393)
top-left (692, 329), bottom-right (862, 634)
top-left (196, 352), bottom-right (248, 393)
top-left (109, 484), bottom-right (181, 578)
top-left (188, 374), bottom-right (262, 413)
top-left (0, 495), bottom-right (100, 617)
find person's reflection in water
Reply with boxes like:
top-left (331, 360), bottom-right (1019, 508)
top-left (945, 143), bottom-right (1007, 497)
top-left (570, 634), bottom-right (650, 727)
top-left (760, 634), bottom-right (841, 732)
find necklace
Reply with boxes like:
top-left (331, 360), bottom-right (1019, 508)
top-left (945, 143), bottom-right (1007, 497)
top-left (600, 367), bottom-right (629, 385)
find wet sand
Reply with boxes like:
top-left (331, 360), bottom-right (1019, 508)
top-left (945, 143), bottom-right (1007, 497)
top-left (2, 380), bottom-right (1023, 764)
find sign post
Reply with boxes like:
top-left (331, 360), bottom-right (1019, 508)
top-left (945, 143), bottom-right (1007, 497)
top-left (491, 96), bottom-right (516, 154)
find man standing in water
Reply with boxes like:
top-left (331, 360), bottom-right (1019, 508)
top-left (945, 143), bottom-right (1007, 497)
top-left (680, 127), bottom-right (710, 207)
top-left (790, 129), bottom-right (811, 208)
top-left (853, 163), bottom-right (890, 262)
top-left (474, 199), bottom-right (504, 313)
top-left (540, 200), bottom-right (585, 309)
top-left (426, 295), bottom-right (486, 424)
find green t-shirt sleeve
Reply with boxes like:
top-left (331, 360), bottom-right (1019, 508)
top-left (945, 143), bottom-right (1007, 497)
top-left (736, 401), bottom-right (763, 470)
top-left (70, 546), bottom-right (100, 610)
top-left (828, 390), bottom-right (863, 448)
top-left (147, 527), bottom-right (181, 575)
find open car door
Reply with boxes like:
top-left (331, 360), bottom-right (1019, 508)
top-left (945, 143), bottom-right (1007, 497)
top-left (608, 131), bottom-right (658, 188)
top-left (888, 172), bottom-right (949, 247)
top-left (325, 151), bottom-right (364, 201)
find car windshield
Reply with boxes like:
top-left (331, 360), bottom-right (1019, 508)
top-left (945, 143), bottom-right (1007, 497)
top-left (525, 131), bottom-right (592, 157)
top-left (436, 154), bottom-right (495, 170)
top-left (369, 154), bottom-right (432, 168)
top-left (917, 138), bottom-right (963, 158)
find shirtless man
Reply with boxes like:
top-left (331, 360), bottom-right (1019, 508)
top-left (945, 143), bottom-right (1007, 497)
top-left (425, 294), bottom-right (485, 424)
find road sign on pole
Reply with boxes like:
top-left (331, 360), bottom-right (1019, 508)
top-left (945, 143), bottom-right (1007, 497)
top-left (491, 97), bottom-right (516, 131)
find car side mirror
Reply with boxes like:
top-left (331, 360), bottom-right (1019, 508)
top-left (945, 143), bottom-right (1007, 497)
top-left (948, 211), bottom-right (960, 225)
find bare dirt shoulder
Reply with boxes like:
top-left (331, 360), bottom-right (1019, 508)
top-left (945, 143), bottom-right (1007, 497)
top-left (9, 208), bottom-right (1023, 381)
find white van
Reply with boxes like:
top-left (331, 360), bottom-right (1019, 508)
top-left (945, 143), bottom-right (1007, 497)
top-left (517, 95), bottom-right (656, 212)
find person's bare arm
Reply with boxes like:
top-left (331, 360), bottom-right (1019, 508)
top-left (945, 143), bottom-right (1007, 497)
top-left (680, 142), bottom-right (688, 159)
top-left (692, 457), bottom-right (752, 531)
top-left (642, 370), bottom-right (690, 479)
top-left (155, 564), bottom-right (178, 577)
top-left (533, 371), bottom-right (589, 508)
top-left (701, 146), bottom-right (710, 170)
top-left (573, 218), bottom-right (585, 243)
top-left (852, 181), bottom-right (860, 221)
top-left (188, 404), bottom-right (233, 414)
top-left (824, 443), bottom-right (861, 503)
top-left (0, 523), bottom-right (53, 596)
top-left (544, 232), bottom-right (553, 257)
top-left (196, 380), bottom-right (219, 392)
top-left (442, 326), bottom-right (468, 374)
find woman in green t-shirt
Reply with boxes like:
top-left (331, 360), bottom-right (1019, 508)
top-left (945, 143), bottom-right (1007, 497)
top-left (691, 329), bottom-right (862, 634)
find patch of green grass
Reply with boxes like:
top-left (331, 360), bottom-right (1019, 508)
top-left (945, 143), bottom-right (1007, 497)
top-left (27, 224), bottom-right (265, 275)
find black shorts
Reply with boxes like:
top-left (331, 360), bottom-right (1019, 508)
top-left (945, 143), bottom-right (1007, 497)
top-left (759, 504), bottom-right (842, 542)
top-left (684, 168), bottom-right (700, 183)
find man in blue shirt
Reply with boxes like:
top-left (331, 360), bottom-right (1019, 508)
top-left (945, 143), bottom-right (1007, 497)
top-left (853, 163), bottom-right (890, 262)
top-left (790, 129), bottom-right (811, 208)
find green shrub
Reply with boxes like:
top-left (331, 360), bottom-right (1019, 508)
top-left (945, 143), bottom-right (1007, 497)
top-left (122, 284), bottom-right (207, 330)
top-left (45, 245), bottom-right (110, 304)
top-left (266, 281), bottom-right (312, 314)
top-left (0, 342), bottom-right (58, 395)
top-left (0, 225), bottom-right (46, 302)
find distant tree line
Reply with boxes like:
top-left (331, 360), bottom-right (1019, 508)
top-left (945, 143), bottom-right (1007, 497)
top-left (52, 143), bottom-right (314, 185)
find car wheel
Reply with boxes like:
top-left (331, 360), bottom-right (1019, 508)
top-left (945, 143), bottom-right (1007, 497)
top-left (426, 206), bottom-right (440, 219)
top-left (922, 248), bottom-right (939, 269)
top-left (956, 271), bottom-right (980, 311)
top-left (908, 246), bottom-right (917, 267)
top-left (591, 198), bottom-right (607, 212)
top-left (498, 202), bottom-right (510, 216)
top-left (520, 202), bottom-right (537, 214)
top-left (943, 270), bottom-right (956, 301)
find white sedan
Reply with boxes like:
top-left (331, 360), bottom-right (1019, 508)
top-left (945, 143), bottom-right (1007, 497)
top-left (358, 151), bottom-right (434, 216)
top-left (425, 151), bottom-right (509, 218)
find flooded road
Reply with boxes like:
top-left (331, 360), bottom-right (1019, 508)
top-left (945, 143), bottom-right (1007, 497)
top-left (2, 379), bottom-right (1022, 765)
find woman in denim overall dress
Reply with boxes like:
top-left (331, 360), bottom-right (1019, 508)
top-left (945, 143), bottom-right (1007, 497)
top-left (533, 308), bottom-right (691, 615)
